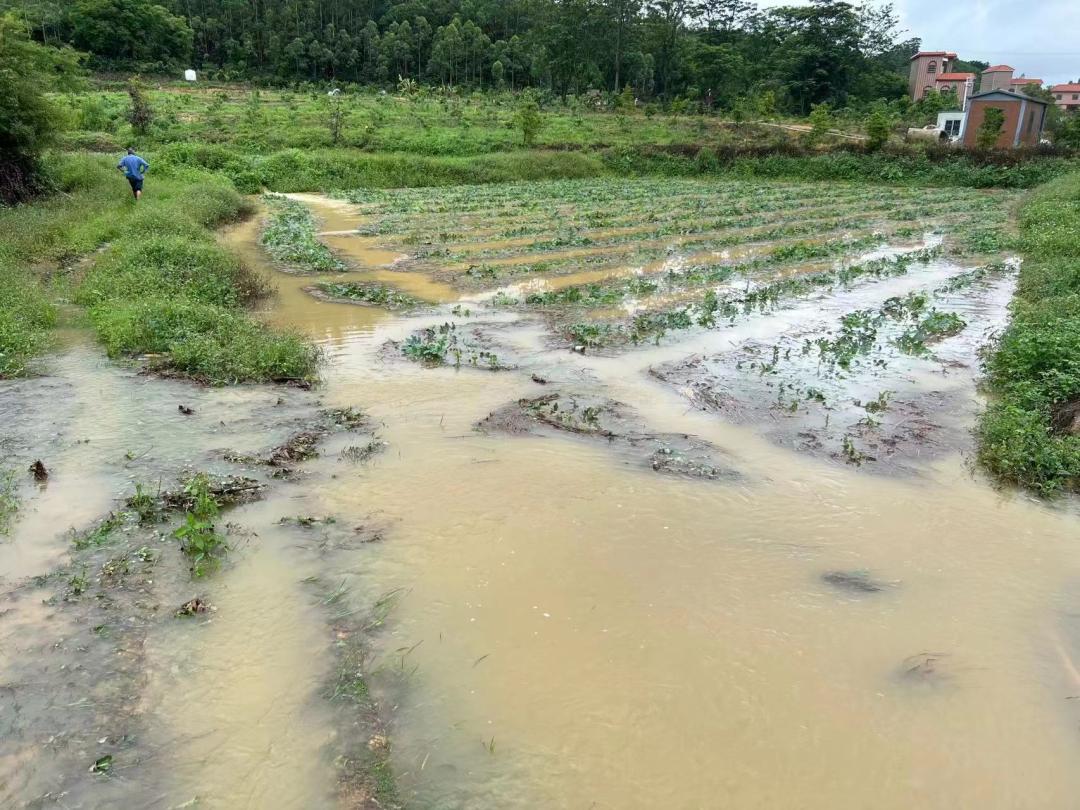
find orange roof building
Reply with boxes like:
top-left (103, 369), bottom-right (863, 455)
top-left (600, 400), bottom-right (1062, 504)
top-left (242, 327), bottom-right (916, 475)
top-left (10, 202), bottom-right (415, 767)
top-left (936, 72), bottom-right (976, 108)
top-left (909, 52), bottom-right (960, 101)
top-left (1051, 83), bottom-right (1080, 112)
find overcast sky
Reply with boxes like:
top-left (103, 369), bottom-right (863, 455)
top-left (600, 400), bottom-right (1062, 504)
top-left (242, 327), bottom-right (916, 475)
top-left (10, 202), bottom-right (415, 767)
top-left (757, 0), bottom-right (1080, 85)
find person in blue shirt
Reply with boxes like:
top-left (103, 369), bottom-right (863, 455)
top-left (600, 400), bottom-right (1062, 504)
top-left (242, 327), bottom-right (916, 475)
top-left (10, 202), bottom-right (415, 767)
top-left (117, 148), bottom-right (149, 200)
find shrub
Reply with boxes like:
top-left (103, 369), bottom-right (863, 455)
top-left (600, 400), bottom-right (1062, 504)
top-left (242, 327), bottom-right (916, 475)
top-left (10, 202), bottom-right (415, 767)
top-left (126, 77), bottom-right (154, 136)
top-left (516, 96), bottom-right (543, 147)
top-left (865, 107), bottom-right (892, 151)
top-left (805, 103), bottom-right (832, 146)
top-left (976, 107), bottom-right (1005, 150)
top-left (693, 147), bottom-right (719, 173)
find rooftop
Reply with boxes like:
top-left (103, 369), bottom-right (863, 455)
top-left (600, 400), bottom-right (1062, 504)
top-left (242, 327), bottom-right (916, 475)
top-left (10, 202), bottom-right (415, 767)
top-left (1051, 83), bottom-right (1080, 92)
top-left (982, 65), bottom-right (1015, 73)
top-left (969, 88), bottom-right (1048, 105)
top-left (1010, 78), bottom-right (1043, 85)
top-left (911, 51), bottom-right (957, 60)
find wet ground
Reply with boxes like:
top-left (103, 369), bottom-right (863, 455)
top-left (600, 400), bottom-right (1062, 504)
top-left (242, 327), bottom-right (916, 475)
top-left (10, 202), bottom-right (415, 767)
top-left (3, 181), bottom-right (1080, 809)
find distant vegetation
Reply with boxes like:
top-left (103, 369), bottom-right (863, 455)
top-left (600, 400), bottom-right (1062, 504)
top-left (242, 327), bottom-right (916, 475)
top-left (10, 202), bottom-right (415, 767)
top-left (11, 0), bottom-right (918, 115)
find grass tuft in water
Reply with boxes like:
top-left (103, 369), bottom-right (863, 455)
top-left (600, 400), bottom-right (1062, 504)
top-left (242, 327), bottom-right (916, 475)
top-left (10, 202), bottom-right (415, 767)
top-left (172, 474), bottom-right (228, 577)
top-left (260, 194), bottom-right (347, 273)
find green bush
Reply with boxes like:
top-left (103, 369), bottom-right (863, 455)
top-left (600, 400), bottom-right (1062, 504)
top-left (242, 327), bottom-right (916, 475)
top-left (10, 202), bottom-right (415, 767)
top-left (693, 147), bottom-right (719, 173)
top-left (977, 404), bottom-right (1080, 494)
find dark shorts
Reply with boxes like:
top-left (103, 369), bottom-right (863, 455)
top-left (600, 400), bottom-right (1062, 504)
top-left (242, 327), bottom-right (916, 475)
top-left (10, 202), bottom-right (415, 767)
top-left (127, 176), bottom-right (144, 193)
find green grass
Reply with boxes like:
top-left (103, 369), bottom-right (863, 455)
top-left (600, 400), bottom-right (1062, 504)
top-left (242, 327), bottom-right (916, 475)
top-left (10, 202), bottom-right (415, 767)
top-left (91, 297), bottom-right (317, 385)
top-left (977, 172), bottom-right (1080, 495)
top-left (0, 154), bottom-right (318, 385)
top-left (0, 274), bottom-right (57, 377)
top-left (159, 145), bottom-right (606, 193)
top-left (76, 233), bottom-right (268, 308)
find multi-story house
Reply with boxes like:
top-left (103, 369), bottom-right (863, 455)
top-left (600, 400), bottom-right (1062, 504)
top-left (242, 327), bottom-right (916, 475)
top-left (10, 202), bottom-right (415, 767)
top-left (909, 52), bottom-right (959, 100)
top-left (1051, 84), bottom-right (1080, 113)
top-left (981, 65), bottom-right (1016, 92)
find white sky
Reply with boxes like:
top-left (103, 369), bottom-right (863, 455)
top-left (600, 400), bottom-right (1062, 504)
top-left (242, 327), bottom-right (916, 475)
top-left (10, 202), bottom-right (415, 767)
top-left (756, 0), bottom-right (1080, 85)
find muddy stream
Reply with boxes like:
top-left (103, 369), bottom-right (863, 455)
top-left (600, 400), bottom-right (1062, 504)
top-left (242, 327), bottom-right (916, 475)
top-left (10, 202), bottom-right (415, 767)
top-left (3, 192), bottom-right (1080, 809)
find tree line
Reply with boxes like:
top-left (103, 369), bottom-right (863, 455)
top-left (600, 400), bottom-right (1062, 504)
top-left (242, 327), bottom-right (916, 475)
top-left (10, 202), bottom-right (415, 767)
top-left (6, 0), bottom-right (920, 113)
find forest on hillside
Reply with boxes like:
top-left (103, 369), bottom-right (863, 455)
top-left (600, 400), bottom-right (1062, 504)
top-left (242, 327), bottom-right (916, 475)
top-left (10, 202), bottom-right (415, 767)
top-left (6, 0), bottom-right (923, 113)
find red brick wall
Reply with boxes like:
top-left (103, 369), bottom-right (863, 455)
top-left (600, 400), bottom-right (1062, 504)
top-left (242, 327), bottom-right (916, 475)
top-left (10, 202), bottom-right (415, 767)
top-left (962, 100), bottom-right (1042, 148)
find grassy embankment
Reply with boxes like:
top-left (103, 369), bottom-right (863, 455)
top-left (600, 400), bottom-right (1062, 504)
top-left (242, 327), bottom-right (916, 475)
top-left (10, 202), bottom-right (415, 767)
top-left (0, 155), bottom-right (316, 384)
top-left (977, 173), bottom-right (1080, 495)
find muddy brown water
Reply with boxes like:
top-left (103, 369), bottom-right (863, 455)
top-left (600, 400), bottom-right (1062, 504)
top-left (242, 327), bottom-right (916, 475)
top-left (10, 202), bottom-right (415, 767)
top-left (3, 191), bottom-right (1080, 809)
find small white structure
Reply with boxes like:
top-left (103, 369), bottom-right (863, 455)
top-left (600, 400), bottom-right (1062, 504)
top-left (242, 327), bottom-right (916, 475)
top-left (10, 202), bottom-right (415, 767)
top-left (936, 111), bottom-right (966, 142)
top-left (327, 88), bottom-right (342, 96)
top-left (184, 69), bottom-right (197, 82)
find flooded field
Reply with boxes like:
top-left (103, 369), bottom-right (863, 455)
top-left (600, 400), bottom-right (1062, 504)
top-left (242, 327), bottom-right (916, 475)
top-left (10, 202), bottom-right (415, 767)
top-left (4, 177), bottom-right (1080, 809)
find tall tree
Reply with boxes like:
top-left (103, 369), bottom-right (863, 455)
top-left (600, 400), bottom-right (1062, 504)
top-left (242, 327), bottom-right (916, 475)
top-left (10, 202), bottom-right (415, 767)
top-left (0, 13), bottom-right (82, 202)
top-left (66, 0), bottom-right (192, 68)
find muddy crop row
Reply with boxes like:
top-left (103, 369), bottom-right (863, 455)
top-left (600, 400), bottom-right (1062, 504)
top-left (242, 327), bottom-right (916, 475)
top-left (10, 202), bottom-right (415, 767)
top-left (404, 194), bottom-right (996, 259)
top-left (414, 200), bottom-right (971, 266)
top-left (346, 179), bottom-right (1008, 246)
top-left (344, 178), bottom-right (1008, 221)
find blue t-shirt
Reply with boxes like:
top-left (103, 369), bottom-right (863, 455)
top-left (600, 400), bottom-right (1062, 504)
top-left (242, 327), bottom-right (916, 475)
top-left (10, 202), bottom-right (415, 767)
top-left (118, 154), bottom-right (149, 179)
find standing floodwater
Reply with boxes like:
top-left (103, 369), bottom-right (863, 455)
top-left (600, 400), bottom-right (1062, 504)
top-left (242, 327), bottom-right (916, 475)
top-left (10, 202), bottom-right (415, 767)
top-left (3, 179), bottom-right (1080, 809)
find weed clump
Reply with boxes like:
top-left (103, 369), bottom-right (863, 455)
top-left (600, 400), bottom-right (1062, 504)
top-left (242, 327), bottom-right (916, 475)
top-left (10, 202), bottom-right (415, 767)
top-left (401, 322), bottom-right (505, 369)
top-left (894, 310), bottom-right (966, 356)
top-left (260, 194), bottom-right (347, 273)
top-left (173, 474), bottom-right (228, 577)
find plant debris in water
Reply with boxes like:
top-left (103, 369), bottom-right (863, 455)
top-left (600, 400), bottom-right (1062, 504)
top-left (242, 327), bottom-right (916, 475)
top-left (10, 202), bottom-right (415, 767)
top-left (400, 322), bottom-right (510, 370)
top-left (310, 281), bottom-right (422, 310)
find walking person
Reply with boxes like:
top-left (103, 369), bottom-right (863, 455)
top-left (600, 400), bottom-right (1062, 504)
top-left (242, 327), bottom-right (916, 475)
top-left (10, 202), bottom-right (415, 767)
top-left (117, 147), bottom-right (149, 201)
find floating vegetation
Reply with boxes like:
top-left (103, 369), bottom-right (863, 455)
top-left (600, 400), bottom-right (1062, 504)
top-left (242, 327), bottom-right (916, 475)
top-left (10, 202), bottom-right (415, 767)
top-left (312, 281), bottom-right (422, 310)
top-left (401, 322), bottom-right (506, 369)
